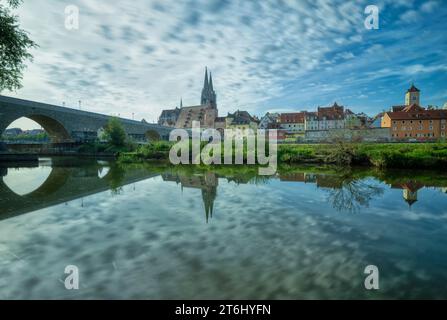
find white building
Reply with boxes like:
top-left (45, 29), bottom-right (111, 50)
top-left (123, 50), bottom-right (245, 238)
top-left (259, 112), bottom-right (280, 129)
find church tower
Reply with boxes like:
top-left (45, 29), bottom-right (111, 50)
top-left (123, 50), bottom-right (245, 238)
top-left (405, 83), bottom-right (420, 106)
top-left (201, 67), bottom-right (217, 109)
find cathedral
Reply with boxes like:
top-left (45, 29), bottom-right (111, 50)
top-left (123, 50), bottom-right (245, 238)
top-left (158, 68), bottom-right (218, 128)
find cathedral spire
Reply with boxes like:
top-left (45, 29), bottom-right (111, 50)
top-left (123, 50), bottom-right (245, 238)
top-left (203, 67), bottom-right (209, 91)
top-left (209, 72), bottom-right (214, 92)
top-left (201, 67), bottom-right (217, 108)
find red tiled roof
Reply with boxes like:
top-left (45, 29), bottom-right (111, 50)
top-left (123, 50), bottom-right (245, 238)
top-left (317, 104), bottom-right (344, 120)
top-left (386, 108), bottom-right (447, 120)
top-left (402, 104), bottom-right (424, 112)
top-left (280, 112), bottom-right (305, 123)
top-left (392, 105), bottom-right (406, 112)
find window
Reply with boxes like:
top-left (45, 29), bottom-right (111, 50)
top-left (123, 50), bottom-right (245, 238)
top-left (429, 126), bottom-right (433, 130)
top-left (442, 132), bottom-right (446, 137)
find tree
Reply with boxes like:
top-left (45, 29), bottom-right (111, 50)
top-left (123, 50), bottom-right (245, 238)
top-left (103, 117), bottom-right (127, 147)
top-left (0, 0), bottom-right (37, 92)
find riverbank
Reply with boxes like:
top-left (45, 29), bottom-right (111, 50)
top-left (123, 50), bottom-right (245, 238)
top-left (0, 153), bottom-right (39, 163)
top-left (118, 142), bottom-right (447, 170)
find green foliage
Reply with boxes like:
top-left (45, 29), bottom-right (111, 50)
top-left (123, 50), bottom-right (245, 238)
top-left (1, 132), bottom-right (48, 142)
top-left (103, 117), bottom-right (127, 148)
top-left (119, 141), bottom-right (173, 162)
top-left (0, 0), bottom-right (37, 92)
top-left (118, 140), bottom-right (447, 170)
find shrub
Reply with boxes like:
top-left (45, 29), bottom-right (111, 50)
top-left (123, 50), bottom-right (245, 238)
top-left (103, 117), bottom-right (127, 148)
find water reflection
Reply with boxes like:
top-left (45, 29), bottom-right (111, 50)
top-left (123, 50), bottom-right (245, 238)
top-left (1, 159), bottom-right (447, 299)
top-left (162, 172), bottom-right (218, 222)
top-left (0, 158), bottom-right (158, 220)
top-left (1, 159), bottom-right (447, 222)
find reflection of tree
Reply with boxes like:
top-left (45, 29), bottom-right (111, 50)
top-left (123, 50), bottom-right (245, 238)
top-left (107, 165), bottom-right (126, 195)
top-left (325, 175), bottom-right (384, 213)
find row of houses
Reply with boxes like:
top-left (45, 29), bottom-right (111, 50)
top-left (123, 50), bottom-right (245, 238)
top-left (260, 103), bottom-right (367, 130)
top-left (259, 84), bottom-right (447, 142)
top-left (257, 103), bottom-right (375, 142)
top-left (158, 69), bottom-right (446, 142)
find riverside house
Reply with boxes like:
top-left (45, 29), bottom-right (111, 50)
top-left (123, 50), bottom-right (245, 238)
top-left (382, 85), bottom-right (447, 141)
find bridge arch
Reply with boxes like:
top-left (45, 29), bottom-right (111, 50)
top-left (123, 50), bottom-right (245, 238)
top-left (1, 115), bottom-right (72, 143)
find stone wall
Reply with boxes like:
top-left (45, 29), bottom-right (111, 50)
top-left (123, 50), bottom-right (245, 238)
top-left (304, 128), bottom-right (391, 142)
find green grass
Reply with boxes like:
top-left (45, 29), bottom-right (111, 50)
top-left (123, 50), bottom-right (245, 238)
top-left (119, 141), bottom-right (447, 170)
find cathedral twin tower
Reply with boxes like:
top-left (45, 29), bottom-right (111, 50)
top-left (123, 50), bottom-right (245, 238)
top-left (201, 67), bottom-right (217, 109)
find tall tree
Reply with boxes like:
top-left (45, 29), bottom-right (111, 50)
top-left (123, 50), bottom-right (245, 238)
top-left (0, 0), bottom-right (37, 92)
top-left (104, 117), bottom-right (127, 147)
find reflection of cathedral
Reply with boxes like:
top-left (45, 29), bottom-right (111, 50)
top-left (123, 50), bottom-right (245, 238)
top-left (162, 172), bottom-right (218, 222)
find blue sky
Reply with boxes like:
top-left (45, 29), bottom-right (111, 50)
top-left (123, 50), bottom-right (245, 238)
top-left (5, 0), bottom-right (447, 129)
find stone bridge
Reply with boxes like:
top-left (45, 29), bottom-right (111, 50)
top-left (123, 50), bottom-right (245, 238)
top-left (0, 96), bottom-right (173, 142)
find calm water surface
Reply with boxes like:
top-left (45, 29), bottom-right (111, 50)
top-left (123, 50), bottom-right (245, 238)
top-left (0, 157), bottom-right (446, 299)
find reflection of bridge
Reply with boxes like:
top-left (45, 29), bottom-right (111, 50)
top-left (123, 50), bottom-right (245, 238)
top-left (0, 160), bottom-right (158, 221)
top-left (0, 96), bottom-right (173, 142)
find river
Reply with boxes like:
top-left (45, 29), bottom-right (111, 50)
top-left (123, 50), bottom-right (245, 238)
top-left (0, 157), bottom-right (446, 299)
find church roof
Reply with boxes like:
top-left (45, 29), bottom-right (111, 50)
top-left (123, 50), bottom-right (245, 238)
top-left (407, 84), bottom-right (420, 93)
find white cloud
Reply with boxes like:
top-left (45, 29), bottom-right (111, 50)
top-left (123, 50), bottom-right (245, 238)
top-left (4, 0), bottom-right (369, 121)
top-left (2, 0), bottom-right (446, 127)
top-left (421, 1), bottom-right (439, 13)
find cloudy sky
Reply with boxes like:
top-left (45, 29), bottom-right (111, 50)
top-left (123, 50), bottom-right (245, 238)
top-left (5, 0), bottom-right (447, 128)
